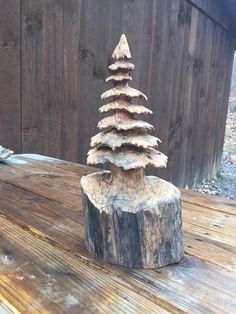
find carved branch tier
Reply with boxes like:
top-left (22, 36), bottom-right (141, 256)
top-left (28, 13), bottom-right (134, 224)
top-left (81, 34), bottom-right (184, 268)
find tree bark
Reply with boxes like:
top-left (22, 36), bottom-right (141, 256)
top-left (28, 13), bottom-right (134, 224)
top-left (81, 171), bottom-right (184, 269)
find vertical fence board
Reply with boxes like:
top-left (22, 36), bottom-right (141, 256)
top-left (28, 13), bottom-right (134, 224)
top-left (187, 10), bottom-right (206, 186)
top-left (61, 0), bottom-right (82, 161)
top-left (41, 0), bottom-right (63, 157)
top-left (21, 0), bottom-right (44, 153)
top-left (0, 0), bottom-right (21, 152)
top-left (171, 0), bottom-right (192, 186)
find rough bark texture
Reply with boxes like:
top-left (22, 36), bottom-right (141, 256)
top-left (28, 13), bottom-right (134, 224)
top-left (81, 171), bottom-right (184, 269)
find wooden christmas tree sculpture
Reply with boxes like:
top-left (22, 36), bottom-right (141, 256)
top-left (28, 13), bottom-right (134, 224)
top-left (81, 34), bottom-right (184, 268)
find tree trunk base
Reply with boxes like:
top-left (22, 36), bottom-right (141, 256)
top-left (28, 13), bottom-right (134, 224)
top-left (81, 171), bottom-right (184, 269)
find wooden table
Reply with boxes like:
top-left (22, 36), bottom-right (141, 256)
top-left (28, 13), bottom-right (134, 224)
top-left (0, 154), bottom-right (236, 314)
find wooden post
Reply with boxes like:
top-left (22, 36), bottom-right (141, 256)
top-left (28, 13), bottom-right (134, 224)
top-left (81, 34), bottom-right (184, 268)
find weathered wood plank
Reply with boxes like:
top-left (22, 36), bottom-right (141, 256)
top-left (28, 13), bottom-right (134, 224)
top-left (181, 189), bottom-right (236, 215)
top-left (0, 155), bottom-right (236, 313)
top-left (0, 156), bottom-right (84, 209)
top-left (166, 0), bottom-right (190, 185)
top-left (21, 0), bottom-right (64, 157)
top-left (214, 30), bottom-right (235, 175)
top-left (21, 0), bottom-right (44, 153)
top-left (198, 17), bottom-right (214, 182)
top-left (1, 214), bottom-right (236, 313)
top-left (187, 0), bottom-right (236, 34)
top-left (40, 0), bottom-right (63, 158)
top-left (0, 0), bottom-right (21, 153)
top-left (61, 0), bottom-right (82, 162)
top-left (0, 216), bottom-right (171, 314)
top-left (179, 5), bottom-right (198, 186)
top-left (183, 205), bottom-right (236, 239)
top-left (147, 0), bottom-right (172, 182)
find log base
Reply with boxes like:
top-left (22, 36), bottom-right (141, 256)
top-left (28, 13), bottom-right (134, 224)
top-left (81, 171), bottom-right (184, 269)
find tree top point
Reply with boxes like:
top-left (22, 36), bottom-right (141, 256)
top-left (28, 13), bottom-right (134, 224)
top-left (112, 34), bottom-right (132, 60)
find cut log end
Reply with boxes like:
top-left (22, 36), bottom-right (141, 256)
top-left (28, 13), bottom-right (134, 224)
top-left (81, 171), bottom-right (184, 269)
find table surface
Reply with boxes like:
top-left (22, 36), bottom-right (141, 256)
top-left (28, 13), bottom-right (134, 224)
top-left (0, 154), bottom-right (236, 314)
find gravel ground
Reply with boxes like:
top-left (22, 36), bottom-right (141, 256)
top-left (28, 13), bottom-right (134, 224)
top-left (193, 98), bottom-right (236, 200)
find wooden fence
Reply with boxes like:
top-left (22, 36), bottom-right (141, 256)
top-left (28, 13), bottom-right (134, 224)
top-left (0, 0), bottom-right (235, 186)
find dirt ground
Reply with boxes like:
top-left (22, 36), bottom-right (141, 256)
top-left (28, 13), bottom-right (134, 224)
top-left (193, 97), bottom-right (236, 200)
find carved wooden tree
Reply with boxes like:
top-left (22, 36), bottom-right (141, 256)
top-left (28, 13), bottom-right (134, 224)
top-left (81, 34), bottom-right (184, 268)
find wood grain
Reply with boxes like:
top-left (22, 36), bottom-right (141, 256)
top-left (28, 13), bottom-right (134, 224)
top-left (21, 0), bottom-right (44, 153)
top-left (0, 154), bottom-right (236, 313)
top-left (41, 0), bottom-right (63, 158)
top-left (188, 0), bottom-right (236, 34)
top-left (0, 0), bottom-right (21, 153)
top-left (0, 0), bottom-right (235, 187)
